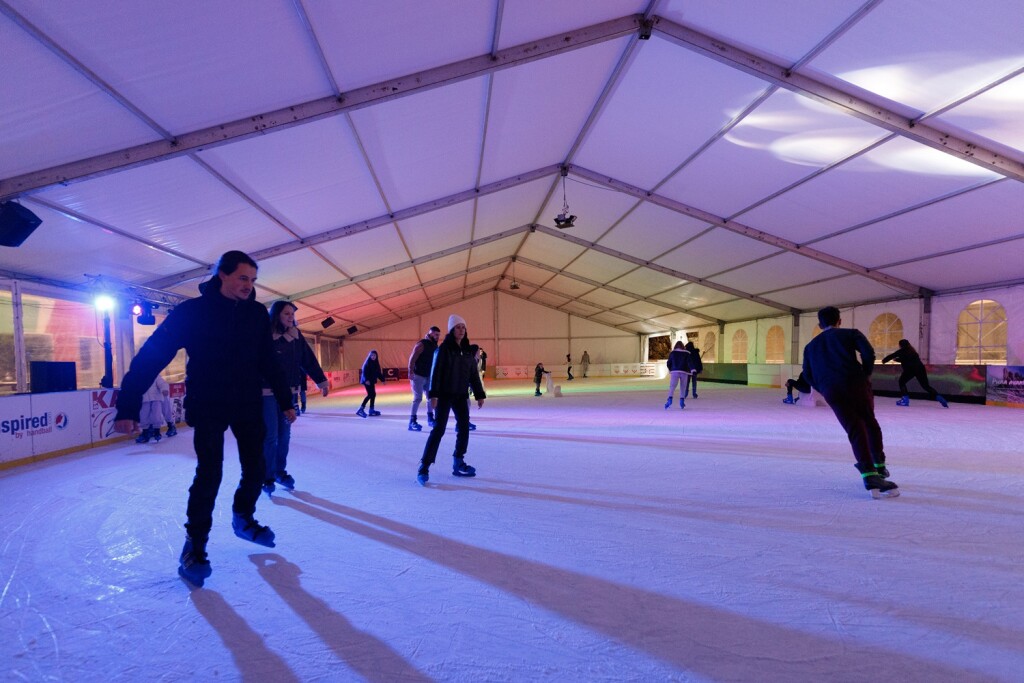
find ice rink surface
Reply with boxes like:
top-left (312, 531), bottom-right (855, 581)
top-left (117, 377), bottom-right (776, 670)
top-left (2, 377), bottom-right (1022, 682)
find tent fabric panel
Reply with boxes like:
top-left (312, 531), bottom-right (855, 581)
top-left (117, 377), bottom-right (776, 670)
top-left (306, 0), bottom-right (495, 92)
top-left (803, 0), bottom-right (1024, 114)
top-left (589, 311), bottom-right (635, 326)
top-left (582, 288), bottom-right (636, 309)
top-left (562, 249), bottom-right (636, 283)
top-left (653, 283), bottom-right (735, 310)
top-left (936, 73), bottom-right (1024, 154)
top-left (6, 0), bottom-right (331, 135)
top-left (695, 299), bottom-right (781, 321)
top-left (317, 225), bottom-right (408, 277)
top-left (466, 236), bottom-right (519, 268)
top-left (398, 202), bottom-right (475, 260)
top-left (813, 179), bottom-right (1024, 269)
top-left (414, 252), bottom-right (475, 284)
top-left (769, 276), bottom-right (903, 311)
top-left (195, 117), bottom-right (389, 236)
top-left (348, 77), bottom-right (488, 210)
top-left (34, 156), bottom-right (290, 259)
top-left (656, 228), bottom-right (779, 279)
top-left (480, 39), bottom-right (627, 186)
top-left (613, 300), bottom-right (675, 320)
top-left (659, 0), bottom-right (869, 66)
top-left (358, 268), bottom-right (424, 299)
top-left (573, 36), bottom-right (769, 190)
top-left (607, 268), bottom-right (689, 298)
top-left (0, 16), bottom-right (159, 177)
top-left (879, 239), bottom-right (1024, 292)
top-left (542, 275), bottom-right (599, 299)
top-left (658, 90), bottom-right (888, 218)
top-left (255, 250), bottom-right (346, 299)
top-left (498, 294), bottom-right (569, 338)
top-left (473, 177), bottom-right (554, 240)
top-left (496, 0), bottom-right (646, 50)
top-left (517, 232), bottom-right (587, 269)
top-left (568, 314), bottom-right (635, 338)
top-left (736, 137), bottom-right (1001, 245)
top-left (711, 252), bottom-right (848, 296)
top-left (598, 202), bottom-right (710, 262)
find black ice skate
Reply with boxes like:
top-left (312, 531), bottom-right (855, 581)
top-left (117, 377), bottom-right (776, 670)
top-left (857, 464), bottom-right (899, 498)
top-left (275, 472), bottom-right (295, 490)
top-left (232, 514), bottom-right (276, 547)
top-left (452, 457), bottom-right (476, 477)
top-left (165, 422), bottom-right (177, 437)
top-left (409, 419), bottom-right (423, 431)
top-left (178, 535), bottom-right (212, 588)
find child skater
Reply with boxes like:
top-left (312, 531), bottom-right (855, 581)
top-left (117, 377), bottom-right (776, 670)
top-left (665, 341), bottom-right (693, 409)
top-left (534, 362), bottom-right (546, 396)
top-left (882, 339), bottom-right (948, 408)
top-left (136, 375), bottom-right (170, 443)
top-left (356, 350), bottom-right (383, 418)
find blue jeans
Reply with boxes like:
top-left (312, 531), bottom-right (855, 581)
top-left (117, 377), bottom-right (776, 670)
top-left (262, 395), bottom-right (293, 481)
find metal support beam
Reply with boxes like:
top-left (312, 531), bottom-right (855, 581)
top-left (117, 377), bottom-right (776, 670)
top-left (568, 164), bottom-right (927, 296)
top-left (531, 223), bottom-right (797, 313)
top-left (0, 17), bottom-right (639, 199)
top-left (653, 16), bottom-right (1024, 183)
top-left (515, 255), bottom-right (722, 325)
top-left (11, 281), bottom-right (27, 393)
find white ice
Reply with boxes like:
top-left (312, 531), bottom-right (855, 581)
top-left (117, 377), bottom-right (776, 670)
top-left (2, 377), bottom-right (1022, 682)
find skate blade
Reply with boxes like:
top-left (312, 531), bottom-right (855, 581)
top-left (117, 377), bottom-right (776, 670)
top-left (178, 565), bottom-right (206, 588)
top-left (870, 489), bottom-right (900, 499)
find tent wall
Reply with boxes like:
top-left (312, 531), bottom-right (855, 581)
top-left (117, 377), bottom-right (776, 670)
top-left (341, 291), bottom-right (640, 372)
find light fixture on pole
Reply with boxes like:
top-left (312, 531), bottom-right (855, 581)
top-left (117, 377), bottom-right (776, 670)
top-left (553, 166), bottom-right (576, 229)
top-left (94, 295), bottom-right (115, 389)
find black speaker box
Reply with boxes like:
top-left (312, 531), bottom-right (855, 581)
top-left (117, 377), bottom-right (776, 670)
top-left (0, 201), bottom-right (43, 247)
top-left (30, 361), bottom-right (77, 393)
top-left (347, 325), bottom-right (358, 335)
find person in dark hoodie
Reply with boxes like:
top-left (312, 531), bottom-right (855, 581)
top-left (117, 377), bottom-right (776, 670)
top-left (114, 250), bottom-right (295, 587)
top-left (684, 341), bottom-right (703, 398)
top-left (357, 350), bottom-right (383, 418)
top-left (882, 339), bottom-right (948, 408)
top-left (261, 300), bottom-right (329, 496)
top-left (664, 341), bottom-right (693, 409)
top-left (802, 306), bottom-right (899, 499)
top-left (416, 314), bottom-right (486, 486)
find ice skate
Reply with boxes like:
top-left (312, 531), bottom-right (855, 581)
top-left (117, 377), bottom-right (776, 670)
top-left (275, 472), bottom-right (295, 490)
top-left (417, 464), bottom-right (429, 486)
top-left (857, 464), bottom-right (899, 498)
top-left (152, 429), bottom-right (161, 442)
top-left (896, 396), bottom-right (910, 407)
top-left (356, 407), bottom-right (367, 418)
top-left (232, 514), bottom-right (276, 547)
top-left (937, 395), bottom-right (948, 408)
top-left (135, 427), bottom-right (153, 444)
top-left (452, 457), bottom-right (476, 477)
top-left (368, 409), bottom-right (381, 416)
top-left (679, 397), bottom-right (685, 409)
top-left (427, 412), bottom-right (436, 427)
top-left (534, 390), bottom-right (542, 397)
top-left (782, 396), bottom-right (795, 404)
top-left (262, 479), bottom-right (276, 496)
top-left (178, 535), bottom-right (212, 588)
top-left (409, 419), bottom-right (422, 431)
top-left (165, 422), bottom-right (178, 437)
top-left (874, 462), bottom-right (890, 479)
top-left (664, 398), bottom-right (672, 409)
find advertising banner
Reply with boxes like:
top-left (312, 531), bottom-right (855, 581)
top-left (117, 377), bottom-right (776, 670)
top-left (91, 388), bottom-right (120, 442)
top-left (0, 393), bottom-right (35, 465)
top-left (29, 391), bottom-right (90, 455)
top-left (987, 366), bottom-right (1024, 407)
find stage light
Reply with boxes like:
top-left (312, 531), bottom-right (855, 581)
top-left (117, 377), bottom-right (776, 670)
top-left (131, 302), bottom-right (143, 316)
top-left (553, 167), bottom-right (576, 229)
top-left (94, 295), bottom-right (115, 312)
top-left (321, 317), bottom-right (335, 329)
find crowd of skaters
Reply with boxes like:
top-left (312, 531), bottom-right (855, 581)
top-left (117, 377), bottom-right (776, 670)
top-left (113, 249), bottom-right (919, 588)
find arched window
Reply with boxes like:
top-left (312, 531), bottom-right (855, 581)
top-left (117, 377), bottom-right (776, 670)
top-left (731, 329), bottom-right (748, 363)
top-left (869, 313), bottom-right (903, 362)
top-left (765, 325), bottom-right (785, 363)
top-left (957, 300), bottom-right (1007, 364)
top-left (703, 331), bottom-right (716, 363)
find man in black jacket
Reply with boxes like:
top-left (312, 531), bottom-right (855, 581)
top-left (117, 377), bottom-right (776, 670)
top-left (802, 306), bottom-right (898, 499)
top-left (416, 314), bottom-right (485, 486)
top-left (114, 250), bottom-right (296, 586)
top-left (407, 326), bottom-right (440, 431)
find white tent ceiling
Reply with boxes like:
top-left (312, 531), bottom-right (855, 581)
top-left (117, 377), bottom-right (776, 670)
top-left (2, 0), bottom-right (1022, 338)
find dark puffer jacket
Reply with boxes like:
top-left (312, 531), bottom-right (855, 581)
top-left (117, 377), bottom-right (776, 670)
top-left (116, 276), bottom-right (292, 426)
top-left (428, 333), bottom-right (486, 400)
top-left (264, 327), bottom-right (327, 390)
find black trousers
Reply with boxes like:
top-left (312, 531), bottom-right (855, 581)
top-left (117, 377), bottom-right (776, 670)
top-left (898, 368), bottom-right (937, 398)
top-left (685, 373), bottom-right (698, 396)
top-left (420, 394), bottom-right (470, 470)
top-left (360, 382), bottom-right (376, 409)
top-left (820, 379), bottom-right (885, 472)
top-left (186, 414), bottom-right (266, 540)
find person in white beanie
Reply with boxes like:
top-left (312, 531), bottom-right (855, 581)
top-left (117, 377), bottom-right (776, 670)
top-left (416, 314), bottom-right (486, 486)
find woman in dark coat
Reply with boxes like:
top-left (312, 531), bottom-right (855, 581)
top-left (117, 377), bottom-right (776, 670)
top-left (262, 300), bottom-right (329, 494)
top-left (357, 350), bottom-right (384, 417)
top-left (882, 339), bottom-right (948, 407)
top-left (416, 314), bottom-right (486, 486)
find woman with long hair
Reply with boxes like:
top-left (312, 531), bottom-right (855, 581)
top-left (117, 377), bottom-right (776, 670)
top-left (262, 301), bottom-right (329, 495)
top-left (416, 314), bottom-right (486, 486)
top-left (882, 339), bottom-right (948, 407)
top-left (357, 350), bottom-right (384, 418)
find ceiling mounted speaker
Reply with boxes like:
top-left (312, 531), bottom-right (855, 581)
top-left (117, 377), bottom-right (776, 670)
top-left (347, 325), bottom-right (358, 335)
top-left (0, 201), bottom-right (43, 247)
top-left (321, 317), bottom-right (335, 328)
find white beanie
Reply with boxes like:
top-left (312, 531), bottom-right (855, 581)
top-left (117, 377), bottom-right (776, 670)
top-left (447, 314), bottom-right (466, 332)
